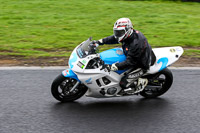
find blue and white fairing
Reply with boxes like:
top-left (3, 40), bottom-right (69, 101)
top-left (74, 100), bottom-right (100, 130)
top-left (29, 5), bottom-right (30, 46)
top-left (62, 37), bottom-right (184, 82)
top-left (62, 37), bottom-right (128, 80)
top-left (62, 47), bottom-right (127, 79)
top-left (61, 45), bottom-right (80, 81)
top-left (147, 46), bottom-right (184, 74)
top-left (62, 68), bottom-right (80, 82)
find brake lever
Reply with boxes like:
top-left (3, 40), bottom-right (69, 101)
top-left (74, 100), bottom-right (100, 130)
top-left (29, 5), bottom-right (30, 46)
top-left (101, 64), bottom-right (111, 72)
top-left (105, 64), bottom-right (111, 72)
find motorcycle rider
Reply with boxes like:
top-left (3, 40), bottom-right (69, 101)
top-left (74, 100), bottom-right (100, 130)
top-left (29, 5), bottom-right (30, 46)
top-left (92, 18), bottom-right (154, 94)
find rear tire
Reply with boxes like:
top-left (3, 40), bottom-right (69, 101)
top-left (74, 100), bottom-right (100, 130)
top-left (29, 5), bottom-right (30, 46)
top-left (51, 74), bottom-right (88, 102)
top-left (140, 68), bottom-right (173, 98)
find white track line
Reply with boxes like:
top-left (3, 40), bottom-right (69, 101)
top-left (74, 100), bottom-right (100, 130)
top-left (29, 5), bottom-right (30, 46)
top-left (0, 66), bottom-right (199, 70)
top-left (0, 66), bottom-right (66, 70)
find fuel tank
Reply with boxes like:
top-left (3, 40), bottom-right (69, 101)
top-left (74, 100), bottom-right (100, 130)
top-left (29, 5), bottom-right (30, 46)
top-left (100, 48), bottom-right (126, 74)
top-left (100, 48), bottom-right (126, 65)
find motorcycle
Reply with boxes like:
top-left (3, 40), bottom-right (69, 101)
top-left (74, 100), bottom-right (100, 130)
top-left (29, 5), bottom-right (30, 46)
top-left (51, 37), bottom-right (184, 102)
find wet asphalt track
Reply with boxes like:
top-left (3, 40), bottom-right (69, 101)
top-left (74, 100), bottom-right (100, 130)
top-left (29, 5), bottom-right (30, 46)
top-left (0, 68), bottom-right (200, 133)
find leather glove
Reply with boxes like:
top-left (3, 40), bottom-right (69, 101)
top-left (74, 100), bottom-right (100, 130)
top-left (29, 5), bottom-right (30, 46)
top-left (91, 39), bottom-right (104, 47)
top-left (90, 40), bottom-right (100, 47)
top-left (103, 64), bottom-right (118, 72)
top-left (110, 63), bottom-right (118, 71)
top-left (104, 64), bottom-right (111, 72)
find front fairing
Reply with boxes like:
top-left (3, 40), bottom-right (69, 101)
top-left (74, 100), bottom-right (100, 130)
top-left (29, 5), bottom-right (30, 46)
top-left (68, 46), bottom-right (92, 73)
top-left (68, 47), bottom-right (79, 69)
top-left (68, 37), bottom-right (99, 73)
top-left (68, 38), bottom-right (127, 74)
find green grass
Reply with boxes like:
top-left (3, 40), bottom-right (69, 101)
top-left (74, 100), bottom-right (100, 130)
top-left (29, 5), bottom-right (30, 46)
top-left (0, 0), bottom-right (199, 58)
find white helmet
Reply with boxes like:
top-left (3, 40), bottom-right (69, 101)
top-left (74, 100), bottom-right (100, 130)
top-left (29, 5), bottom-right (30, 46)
top-left (113, 18), bottom-right (133, 42)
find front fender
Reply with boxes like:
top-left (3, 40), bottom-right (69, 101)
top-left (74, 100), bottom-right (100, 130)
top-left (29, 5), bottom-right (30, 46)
top-left (62, 69), bottom-right (80, 82)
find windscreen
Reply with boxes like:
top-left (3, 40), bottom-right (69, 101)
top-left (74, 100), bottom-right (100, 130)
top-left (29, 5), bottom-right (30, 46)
top-left (76, 37), bottom-right (92, 58)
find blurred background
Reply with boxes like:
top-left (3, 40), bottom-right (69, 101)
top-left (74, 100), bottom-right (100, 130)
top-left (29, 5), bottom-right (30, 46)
top-left (0, 0), bottom-right (199, 66)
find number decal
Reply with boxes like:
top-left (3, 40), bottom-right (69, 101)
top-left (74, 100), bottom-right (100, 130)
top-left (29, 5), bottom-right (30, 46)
top-left (157, 57), bottom-right (168, 71)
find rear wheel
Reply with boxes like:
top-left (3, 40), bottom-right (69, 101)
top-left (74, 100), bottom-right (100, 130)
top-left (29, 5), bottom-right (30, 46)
top-left (140, 68), bottom-right (173, 98)
top-left (51, 74), bottom-right (88, 102)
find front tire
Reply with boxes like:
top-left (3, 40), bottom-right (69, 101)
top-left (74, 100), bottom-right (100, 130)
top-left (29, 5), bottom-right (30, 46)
top-left (140, 68), bottom-right (173, 98)
top-left (51, 74), bottom-right (88, 102)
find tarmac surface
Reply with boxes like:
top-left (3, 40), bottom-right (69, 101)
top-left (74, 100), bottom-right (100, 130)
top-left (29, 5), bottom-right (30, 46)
top-left (0, 67), bottom-right (200, 133)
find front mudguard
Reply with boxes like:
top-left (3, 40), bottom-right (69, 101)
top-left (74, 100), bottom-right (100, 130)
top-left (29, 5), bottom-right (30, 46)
top-left (62, 69), bottom-right (80, 82)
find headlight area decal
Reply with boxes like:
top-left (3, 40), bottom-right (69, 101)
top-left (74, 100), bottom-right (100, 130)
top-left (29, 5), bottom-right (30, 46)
top-left (77, 61), bottom-right (85, 69)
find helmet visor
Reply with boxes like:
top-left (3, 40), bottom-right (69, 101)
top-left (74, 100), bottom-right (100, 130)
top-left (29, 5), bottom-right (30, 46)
top-left (114, 29), bottom-right (126, 38)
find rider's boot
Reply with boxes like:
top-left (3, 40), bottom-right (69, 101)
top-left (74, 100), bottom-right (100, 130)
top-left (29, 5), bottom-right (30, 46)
top-left (124, 78), bottom-right (148, 94)
top-left (134, 78), bottom-right (148, 93)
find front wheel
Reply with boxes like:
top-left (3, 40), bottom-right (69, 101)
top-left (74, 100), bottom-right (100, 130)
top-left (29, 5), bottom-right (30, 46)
top-left (140, 68), bottom-right (173, 98)
top-left (51, 74), bottom-right (88, 102)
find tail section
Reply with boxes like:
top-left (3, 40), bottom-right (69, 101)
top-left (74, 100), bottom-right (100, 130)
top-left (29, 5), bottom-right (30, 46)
top-left (147, 46), bottom-right (184, 74)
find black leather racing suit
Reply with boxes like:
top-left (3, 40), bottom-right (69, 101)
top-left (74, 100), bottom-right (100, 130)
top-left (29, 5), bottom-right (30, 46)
top-left (101, 29), bottom-right (154, 89)
top-left (102, 29), bottom-right (152, 70)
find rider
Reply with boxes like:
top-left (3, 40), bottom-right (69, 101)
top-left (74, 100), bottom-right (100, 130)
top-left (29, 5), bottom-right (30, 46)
top-left (92, 18), bottom-right (154, 94)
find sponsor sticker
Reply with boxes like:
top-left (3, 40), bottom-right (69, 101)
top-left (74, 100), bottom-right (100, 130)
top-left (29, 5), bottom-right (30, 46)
top-left (63, 69), bottom-right (69, 76)
top-left (116, 49), bottom-right (123, 55)
top-left (63, 71), bottom-right (67, 76)
top-left (170, 48), bottom-right (176, 53)
top-left (176, 47), bottom-right (182, 51)
top-left (77, 61), bottom-right (85, 69)
top-left (85, 78), bottom-right (92, 84)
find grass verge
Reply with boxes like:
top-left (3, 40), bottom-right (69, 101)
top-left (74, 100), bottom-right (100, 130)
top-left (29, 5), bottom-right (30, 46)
top-left (0, 0), bottom-right (199, 59)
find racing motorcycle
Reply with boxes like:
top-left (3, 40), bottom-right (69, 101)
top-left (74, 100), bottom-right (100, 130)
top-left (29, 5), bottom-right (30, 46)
top-left (51, 37), bottom-right (184, 102)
